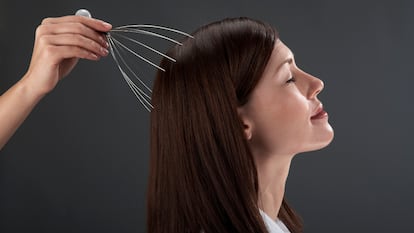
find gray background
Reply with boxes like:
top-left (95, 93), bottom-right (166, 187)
top-left (1, 0), bottom-right (413, 232)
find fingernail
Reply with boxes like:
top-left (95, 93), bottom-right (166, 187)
top-left (101, 21), bottom-right (112, 29)
top-left (100, 47), bottom-right (109, 56)
top-left (100, 36), bottom-right (109, 47)
top-left (103, 39), bottom-right (109, 48)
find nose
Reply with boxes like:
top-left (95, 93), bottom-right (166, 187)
top-left (304, 72), bottom-right (324, 99)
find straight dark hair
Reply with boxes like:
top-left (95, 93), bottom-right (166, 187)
top-left (148, 17), bottom-right (303, 233)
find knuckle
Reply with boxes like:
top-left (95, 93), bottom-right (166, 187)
top-left (37, 34), bottom-right (47, 44)
top-left (41, 17), bottom-right (52, 25)
top-left (36, 34), bottom-right (51, 47)
top-left (35, 25), bottom-right (45, 37)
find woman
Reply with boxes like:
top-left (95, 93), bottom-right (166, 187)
top-left (0, 15), bottom-right (111, 150)
top-left (148, 18), bottom-right (333, 233)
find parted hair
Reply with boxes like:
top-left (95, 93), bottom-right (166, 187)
top-left (148, 17), bottom-right (303, 233)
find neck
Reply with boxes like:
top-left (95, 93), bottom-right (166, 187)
top-left (255, 154), bottom-right (293, 220)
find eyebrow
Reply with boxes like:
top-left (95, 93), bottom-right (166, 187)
top-left (270, 51), bottom-right (295, 79)
top-left (277, 56), bottom-right (294, 71)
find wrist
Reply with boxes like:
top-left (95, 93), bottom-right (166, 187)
top-left (18, 74), bottom-right (49, 103)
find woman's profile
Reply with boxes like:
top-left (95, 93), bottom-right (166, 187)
top-left (148, 17), bottom-right (334, 233)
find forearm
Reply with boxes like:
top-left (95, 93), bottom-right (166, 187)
top-left (0, 76), bottom-right (45, 150)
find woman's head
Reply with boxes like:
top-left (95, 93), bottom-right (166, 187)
top-left (148, 17), bottom-right (331, 233)
top-left (238, 40), bottom-right (334, 159)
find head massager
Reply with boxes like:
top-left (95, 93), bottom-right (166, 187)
top-left (75, 9), bottom-right (193, 111)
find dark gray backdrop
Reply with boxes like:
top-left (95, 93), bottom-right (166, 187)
top-left (1, 0), bottom-right (413, 232)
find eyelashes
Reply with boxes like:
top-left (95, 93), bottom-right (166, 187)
top-left (286, 76), bottom-right (296, 84)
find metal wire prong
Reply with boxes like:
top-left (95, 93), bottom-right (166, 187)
top-left (108, 37), bottom-right (153, 94)
top-left (115, 24), bottom-right (194, 38)
top-left (105, 22), bottom-right (193, 111)
top-left (111, 37), bottom-right (166, 72)
top-left (109, 37), bottom-right (152, 106)
top-left (108, 37), bottom-right (151, 107)
top-left (110, 28), bottom-right (183, 45)
top-left (107, 36), bottom-right (153, 111)
top-left (110, 32), bottom-right (176, 62)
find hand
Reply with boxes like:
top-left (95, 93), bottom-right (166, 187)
top-left (22, 15), bottom-right (112, 96)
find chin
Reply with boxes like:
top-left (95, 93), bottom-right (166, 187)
top-left (312, 127), bottom-right (334, 152)
top-left (299, 126), bottom-right (334, 153)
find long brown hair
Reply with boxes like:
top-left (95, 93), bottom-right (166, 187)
top-left (148, 17), bottom-right (303, 233)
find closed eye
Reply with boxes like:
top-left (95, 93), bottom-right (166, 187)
top-left (286, 77), bottom-right (296, 83)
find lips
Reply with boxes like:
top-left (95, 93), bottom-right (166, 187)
top-left (311, 106), bottom-right (328, 120)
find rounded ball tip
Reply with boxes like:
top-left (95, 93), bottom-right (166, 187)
top-left (75, 9), bottom-right (92, 18)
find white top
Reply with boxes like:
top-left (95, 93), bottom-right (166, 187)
top-left (260, 210), bottom-right (291, 233)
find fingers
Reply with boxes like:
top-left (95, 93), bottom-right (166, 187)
top-left (38, 34), bottom-right (109, 60)
top-left (34, 15), bottom-right (112, 61)
top-left (43, 44), bottom-right (100, 61)
top-left (36, 16), bottom-right (108, 47)
top-left (36, 22), bottom-right (108, 49)
top-left (41, 15), bottom-right (112, 32)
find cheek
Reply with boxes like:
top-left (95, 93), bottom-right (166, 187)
top-left (272, 94), bottom-right (310, 140)
top-left (251, 91), bottom-right (310, 154)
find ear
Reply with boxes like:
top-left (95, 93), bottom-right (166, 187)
top-left (237, 107), bottom-right (253, 141)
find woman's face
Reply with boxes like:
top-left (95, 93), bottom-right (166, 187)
top-left (239, 40), bottom-right (334, 157)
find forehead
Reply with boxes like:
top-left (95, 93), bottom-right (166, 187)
top-left (261, 40), bottom-right (294, 78)
top-left (270, 40), bottom-right (294, 67)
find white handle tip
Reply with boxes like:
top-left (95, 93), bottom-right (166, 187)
top-left (75, 9), bottom-right (92, 18)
